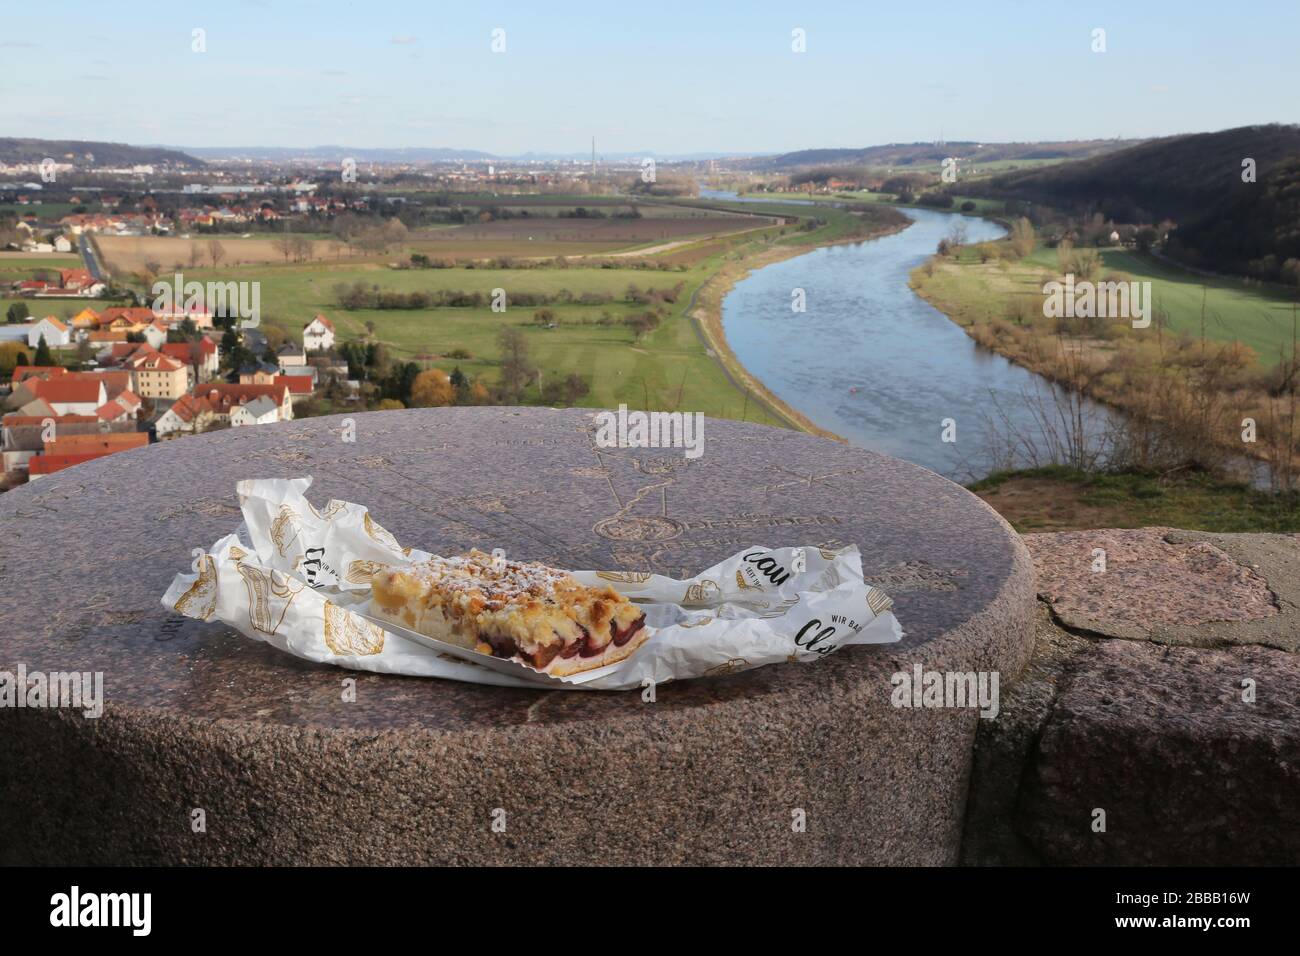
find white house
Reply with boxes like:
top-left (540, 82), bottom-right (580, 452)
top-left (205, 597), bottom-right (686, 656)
top-left (302, 314), bottom-right (335, 352)
top-left (28, 316), bottom-right (72, 349)
top-left (230, 395), bottom-right (281, 427)
top-left (53, 236), bottom-right (73, 253)
top-left (142, 320), bottom-right (169, 350)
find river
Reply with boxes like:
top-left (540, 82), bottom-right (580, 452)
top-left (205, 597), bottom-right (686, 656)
top-left (700, 189), bottom-right (1118, 481)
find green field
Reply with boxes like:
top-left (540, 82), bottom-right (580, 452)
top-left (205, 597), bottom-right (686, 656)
top-left (0, 255), bottom-right (81, 283)
top-left (744, 189), bottom-right (1007, 217)
top-left (922, 239), bottom-right (1300, 365)
top-left (196, 243), bottom-right (791, 424)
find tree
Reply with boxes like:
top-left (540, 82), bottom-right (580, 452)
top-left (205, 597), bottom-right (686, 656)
top-left (623, 311), bottom-right (660, 342)
top-left (33, 334), bottom-right (53, 366)
top-left (6, 302), bottom-right (29, 324)
top-left (1009, 218), bottom-right (1036, 258)
top-left (272, 230), bottom-right (294, 262)
top-left (207, 239), bottom-right (226, 268)
top-left (496, 326), bottom-right (534, 402)
top-left (410, 368), bottom-right (455, 407)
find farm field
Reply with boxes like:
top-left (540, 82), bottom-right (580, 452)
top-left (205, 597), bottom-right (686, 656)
top-left (95, 210), bottom-right (771, 275)
top-left (248, 250), bottom-right (788, 425)
top-left (0, 253), bottom-right (80, 282)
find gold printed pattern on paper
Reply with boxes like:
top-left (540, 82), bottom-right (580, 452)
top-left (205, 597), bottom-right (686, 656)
top-left (346, 559), bottom-right (390, 584)
top-left (756, 596), bottom-right (800, 619)
top-left (305, 499), bottom-right (347, 521)
top-left (237, 565), bottom-right (305, 635)
top-left (174, 554), bottom-right (218, 621)
top-left (596, 570), bottom-right (653, 584)
top-left (363, 511), bottom-right (401, 550)
top-left (735, 570), bottom-right (762, 592)
top-left (323, 601), bottom-right (385, 656)
top-left (867, 587), bottom-right (894, 615)
top-left (683, 580), bottom-right (721, 604)
top-left (679, 616), bottom-right (715, 628)
top-left (270, 506), bottom-right (304, 557)
top-left (704, 657), bottom-right (748, 677)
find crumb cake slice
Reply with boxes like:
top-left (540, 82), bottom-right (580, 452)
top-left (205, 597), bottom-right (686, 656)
top-left (369, 549), bottom-right (649, 676)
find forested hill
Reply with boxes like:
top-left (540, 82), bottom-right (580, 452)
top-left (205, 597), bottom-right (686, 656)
top-left (964, 124), bottom-right (1300, 223)
top-left (0, 138), bottom-right (203, 169)
top-left (1169, 156), bottom-right (1300, 285)
top-left (746, 139), bottom-right (1135, 171)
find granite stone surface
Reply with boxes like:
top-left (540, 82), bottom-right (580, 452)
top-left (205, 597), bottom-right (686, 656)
top-left (0, 407), bottom-right (1036, 864)
top-left (1026, 527), bottom-right (1278, 639)
top-left (1016, 639), bottom-right (1300, 865)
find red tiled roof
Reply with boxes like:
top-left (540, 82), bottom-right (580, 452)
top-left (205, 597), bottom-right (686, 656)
top-left (1, 413), bottom-right (97, 427)
top-left (27, 378), bottom-right (104, 405)
top-left (60, 268), bottom-right (94, 288)
top-left (132, 352), bottom-right (184, 372)
top-left (165, 393), bottom-right (213, 424)
top-left (28, 452), bottom-right (111, 476)
top-left (274, 375), bottom-right (313, 395)
top-left (98, 307), bottom-right (155, 326)
top-left (71, 370), bottom-right (131, 398)
top-left (10, 366), bottom-right (66, 385)
top-left (305, 313), bottom-right (335, 332)
top-left (46, 432), bottom-right (148, 453)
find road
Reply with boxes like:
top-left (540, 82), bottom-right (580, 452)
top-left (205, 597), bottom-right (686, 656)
top-left (79, 233), bottom-right (108, 282)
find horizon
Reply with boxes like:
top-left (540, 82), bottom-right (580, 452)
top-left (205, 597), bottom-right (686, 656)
top-left (2, 0), bottom-right (1297, 154)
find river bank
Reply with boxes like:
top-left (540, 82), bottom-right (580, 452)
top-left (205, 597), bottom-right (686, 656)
top-left (686, 213), bottom-right (913, 442)
top-left (909, 234), bottom-right (1297, 489)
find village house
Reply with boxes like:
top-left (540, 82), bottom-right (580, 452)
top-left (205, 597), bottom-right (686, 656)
top-left (238, 362), bottom-right (281, 385)
top-left (302, 314), bottom-right (335, 351)
top-left (0, 413), bottom-right (99, 474)
top-left (128, 351), bottom-right (189, 400)
top-left (160, 338), bottom-right (220, 382)
top-left (230, 395), bottom-right (280, 427)
top-left (274, 374), bottom-right (314, 405)
top-left (22, 377), bottom-right (107, 416)
top-left (276, 341), bottom-right (306, 368)
top-left (27, 316), bottom-right (72, 349)
top-left (154, 393), bottom-right (215, 439)
top-left (192, 382), bottom-right (294, 424)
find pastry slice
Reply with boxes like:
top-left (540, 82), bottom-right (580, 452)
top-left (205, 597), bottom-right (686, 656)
top-left (369, 549), bottom-right (649, 676)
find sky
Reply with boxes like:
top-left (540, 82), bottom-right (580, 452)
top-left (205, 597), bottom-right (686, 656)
top-left (1, 0), bottom-right (1297, 156)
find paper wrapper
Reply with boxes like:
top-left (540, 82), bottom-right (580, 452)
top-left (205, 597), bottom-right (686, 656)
top-left (161, 477), bottom-right (902, 690)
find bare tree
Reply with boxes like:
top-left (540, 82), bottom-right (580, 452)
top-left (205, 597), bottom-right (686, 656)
top-left (207, 239), bottom-right (226, 269)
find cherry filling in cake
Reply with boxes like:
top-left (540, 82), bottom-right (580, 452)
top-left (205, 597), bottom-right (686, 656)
top-left (368, 549), bottom-right (651, 675)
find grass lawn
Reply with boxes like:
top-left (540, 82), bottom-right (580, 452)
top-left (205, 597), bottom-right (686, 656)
top-left (972, 466), bottom-right (1300, 533)
top-left (210, 250), bottom-right (791, 426)
top-left (0, 255), bottom-right (81, 283)
top-left (919, 240), bottom-right (1300, 366)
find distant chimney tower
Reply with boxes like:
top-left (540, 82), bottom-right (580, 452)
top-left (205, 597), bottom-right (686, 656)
top-left (591, 136), bottom-right (596, 173)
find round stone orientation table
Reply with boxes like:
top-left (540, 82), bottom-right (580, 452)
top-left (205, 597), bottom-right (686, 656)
top-left (0, 407), bottom-right (1035, 865)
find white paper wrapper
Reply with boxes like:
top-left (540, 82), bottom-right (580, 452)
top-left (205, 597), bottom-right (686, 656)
top-left (161, 477), bottom-right (902, 690)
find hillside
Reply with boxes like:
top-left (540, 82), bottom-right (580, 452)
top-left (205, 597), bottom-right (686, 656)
top-left (964, 124), bottom-right (1300, 223)
top-left (0, 137), bottom-right (203, 169)
top-left (183, 145), bottom-right (495, 162)
top-left (741, 139), bottom-right (1139, 172)
top-left (1168, 156), bottom-right (1300, 285)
